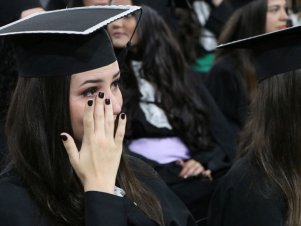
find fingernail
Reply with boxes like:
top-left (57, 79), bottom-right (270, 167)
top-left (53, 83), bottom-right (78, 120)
top-left (120, 113), bottom-right (126, 119)
top-left (60, 134), bottom-right (68, 141)
top-left (87, 100), bottom-right (93, 106)
top-left (105, 99), bottom-right (110, 105)
top-left (183, 175), bottom-right (188, 179)
top-left (98, 92), bottom-right (104, 99)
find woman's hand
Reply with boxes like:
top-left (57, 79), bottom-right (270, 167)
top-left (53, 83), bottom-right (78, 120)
top-left (177, 159), bottom-right (212, 180)
top-left (61, 94), bottom-right (126, 194)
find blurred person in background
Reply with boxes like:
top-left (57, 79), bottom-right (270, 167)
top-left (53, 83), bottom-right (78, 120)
top-left (206, 0), bottom-right (288, 140)
top-left (108, 1), bottom-right (236, 224)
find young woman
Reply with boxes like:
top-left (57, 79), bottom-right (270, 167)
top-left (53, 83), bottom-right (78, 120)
top-left (208, 24), bottom-right (301, 226)
top-left (206, 0), bottom-right (288, 137)
top-left (0, 6), bottom-right (196, 226)
top-left (108, 1), bottom-right (236, 223)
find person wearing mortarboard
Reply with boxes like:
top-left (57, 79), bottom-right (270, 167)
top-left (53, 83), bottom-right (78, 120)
top-left (0, 6), bottom-right (197, 226)
top-left (66, 0), bottom-right (179, 32)
top-left (206, 0), bottom-right (288, 142)
top-left (107, 1), bottom-right (237, 224)
top-left (208, 22), bottom-right (301, 226)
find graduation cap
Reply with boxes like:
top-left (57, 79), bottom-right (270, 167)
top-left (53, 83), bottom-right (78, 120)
top-left (217, 25), bottom-right (301, 81)
top-left (0, 5), bottom-right (141, 77)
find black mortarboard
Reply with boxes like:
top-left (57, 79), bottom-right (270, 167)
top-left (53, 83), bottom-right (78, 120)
top-left (218, 25), bottom-right (301, 81)
top-left (0, 6), bottom-right (141, 77)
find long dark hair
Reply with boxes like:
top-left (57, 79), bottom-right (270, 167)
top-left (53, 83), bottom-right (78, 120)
top-left (122, 5), bottom-right (211, 154)
top-left (216, 0), bottom-right (267, 94)
top-left (239, 71), bottom-right (301, 226)
top-left (5, 75), bottom-right (164, 225)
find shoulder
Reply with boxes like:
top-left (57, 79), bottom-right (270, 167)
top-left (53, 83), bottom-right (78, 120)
top-left (207, 54), bottom-right (240, 82)
top-left (0, 172), bottom-right (30, 202)
top-left (211, 157), bottom-right (252, 197)
top-left (0, 172), bottom-right (42, 224)
top-left (209, 156), bottom-right (286, 226)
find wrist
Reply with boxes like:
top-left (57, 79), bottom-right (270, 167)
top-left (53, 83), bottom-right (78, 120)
top-left (84, 180), bottom-right (115, 194)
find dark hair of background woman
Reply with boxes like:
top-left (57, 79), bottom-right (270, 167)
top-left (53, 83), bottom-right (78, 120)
top-left (216, 0), bottom-right (267, 94)
top-left (239, 71), bottom-right (301, 225)
top-left (4, 76), bottom-right (164, 225)
top-left (121, 5), bottom-right (211, 154)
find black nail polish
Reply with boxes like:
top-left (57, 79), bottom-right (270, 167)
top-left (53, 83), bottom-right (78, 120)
top-left (60, 134), bottom-right (68, 141)
top-left (105, 99), bottom-right (110, 105)
top-left (120, 113), bottom-right (126, 119)
top-left (98, 92), bottom-right (104, 99)
top-left (88, 100), bottom-right (93, 106)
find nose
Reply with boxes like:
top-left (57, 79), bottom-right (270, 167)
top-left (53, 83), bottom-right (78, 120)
top-left (109, 18), bottom-right (124, 28)
top-left (281, 7), bottom-right (289, 21)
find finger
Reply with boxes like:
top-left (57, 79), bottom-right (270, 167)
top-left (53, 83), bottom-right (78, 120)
top-left (178, 161), bottom-right (192, 177)
top-left (202, 170), bottom-right (213, 180)
top-left (193, 167), bottom-right (205, 176)
top-left (179, 165), bottom-right (192, 178)
top-left (94, 92), bottom-right (105, 133)
top-left (114, 113), bottom-right (126, 148)
top-left (185, 165), bottom-right (205, 177)
top-left (104, 98), bottom-right (114, 138)
top-left (179, 161), bottom-right (204, 178)
top-left (60, 133), bottom-right (79, 167)
top-left (83, 99), bottom-right (95, 142)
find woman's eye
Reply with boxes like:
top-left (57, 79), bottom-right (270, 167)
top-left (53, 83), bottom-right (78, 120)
top-left (82, 87), bottom-right (97, 97)
top-left (125, 13), bottom-right (134, 19)
top-left (111, 79), bottom-right (120, 89)
top-left (268, 6), bottom-right (280, 13)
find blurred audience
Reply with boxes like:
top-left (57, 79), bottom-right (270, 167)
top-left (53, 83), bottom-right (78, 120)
top-left (107, 1), bottom-right (236, 224)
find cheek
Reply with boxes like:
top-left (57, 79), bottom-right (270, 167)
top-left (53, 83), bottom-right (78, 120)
top-left (83, 0), bottom-right (95, 5)
top-left (69, 100), bottom-right (85, 140)
top-left (265, 15), bottom-right (274, 32)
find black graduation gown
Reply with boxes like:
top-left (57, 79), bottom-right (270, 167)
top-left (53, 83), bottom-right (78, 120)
top-left (0, 157), bottom-right (197, 226)
top-left (208, 156), bottom-right (287, 226)
top-left (0, 120), bottom-right (5, 166)
top-left (125, 71), bottom-right (237, 224)
top-left (206, 54), bottom-right (249, 138)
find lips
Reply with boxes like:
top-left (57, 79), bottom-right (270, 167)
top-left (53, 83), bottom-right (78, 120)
top-left (277, 25), bottom-right (287, 30)
top-left (111, 32), bottom-right (126, 38)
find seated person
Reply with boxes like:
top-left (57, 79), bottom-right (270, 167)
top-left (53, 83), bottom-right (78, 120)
top-left (108, 1), bottom-right (237, 223)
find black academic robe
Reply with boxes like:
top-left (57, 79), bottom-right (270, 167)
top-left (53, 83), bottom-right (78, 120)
top-left (206, 54), bottom-right (249, 138)
top-left (125, 70), bottom-right (237, 224)
top-left (0, 157), bottom-right (197, 226)
top-left (208, 156), bottom-right (287, 226)
top-left (0, 120), bottom-right (7, 167)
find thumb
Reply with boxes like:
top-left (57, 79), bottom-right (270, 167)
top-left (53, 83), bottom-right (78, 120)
top-left (60, 133), bottom-right (79, 167)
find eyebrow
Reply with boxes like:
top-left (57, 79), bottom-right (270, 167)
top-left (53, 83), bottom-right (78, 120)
top-left (80, 71), bottom-right (120, 87)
